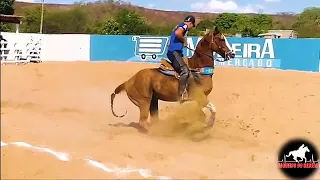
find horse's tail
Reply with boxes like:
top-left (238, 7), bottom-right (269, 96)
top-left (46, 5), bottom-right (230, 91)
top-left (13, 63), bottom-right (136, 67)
top-left (285, 152), bottom-right (292, 157)
top-left (111, 82), bottom-right (127, 118)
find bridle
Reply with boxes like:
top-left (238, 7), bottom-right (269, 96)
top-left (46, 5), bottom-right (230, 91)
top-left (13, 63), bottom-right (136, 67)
top-left (186, 32), bottom-right (233, 62)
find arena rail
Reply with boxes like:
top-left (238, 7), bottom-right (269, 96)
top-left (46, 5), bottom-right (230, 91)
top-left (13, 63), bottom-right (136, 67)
top-left (90, 35), bottom-right (320, 72)
top-left (1, 32), bottom-right (90, 63)
top-left (1, 32), bottom-right (319, 72)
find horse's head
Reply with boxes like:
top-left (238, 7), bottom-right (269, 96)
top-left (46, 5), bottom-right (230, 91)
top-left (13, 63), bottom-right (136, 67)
top-left (304, 146), bottom-right (310, 153)
top-left (203, 26), bottom-right (235, 61)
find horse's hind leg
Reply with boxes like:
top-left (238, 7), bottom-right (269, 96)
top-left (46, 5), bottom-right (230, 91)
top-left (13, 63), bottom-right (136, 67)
top-left (138, 99), bottom-right (151, 132)
top-left (150, 94), bottom-right (159, 125)
top-left (127, 93), bottom-right (151, 133)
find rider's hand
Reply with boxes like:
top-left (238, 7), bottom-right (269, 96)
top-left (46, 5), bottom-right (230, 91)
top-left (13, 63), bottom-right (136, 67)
top-left (183, 40), bottom-right (188, 47)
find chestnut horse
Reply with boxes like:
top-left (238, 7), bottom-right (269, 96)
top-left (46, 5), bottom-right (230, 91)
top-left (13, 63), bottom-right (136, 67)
top-left (111, 26), bottom-right (235, 131)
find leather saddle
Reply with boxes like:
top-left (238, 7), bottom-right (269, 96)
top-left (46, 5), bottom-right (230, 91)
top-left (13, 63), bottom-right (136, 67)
top-left (159, 58), bottom-right (194, 79)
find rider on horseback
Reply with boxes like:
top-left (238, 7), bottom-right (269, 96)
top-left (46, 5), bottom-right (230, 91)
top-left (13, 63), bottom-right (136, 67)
top-left (166, 15), bottom-right (196, 103)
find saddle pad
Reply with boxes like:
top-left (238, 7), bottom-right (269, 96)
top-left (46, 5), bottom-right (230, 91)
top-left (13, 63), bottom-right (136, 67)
top-left (159, 69), bottom-right (175, 76)
top-left (199, 67), bottom-right (214, 75)
top-left (158, 68), bottom-right (180, 79)
top-left (160, 58), bottom-right (190, 70)
top-left (160, 59), bottom-right (174, 70)
top-left (159, 63), bottom-right (172, 71)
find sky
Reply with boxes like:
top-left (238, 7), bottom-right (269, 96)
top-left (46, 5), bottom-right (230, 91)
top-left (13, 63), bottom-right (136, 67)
top-left (16, 0), bottom-right (320, 14)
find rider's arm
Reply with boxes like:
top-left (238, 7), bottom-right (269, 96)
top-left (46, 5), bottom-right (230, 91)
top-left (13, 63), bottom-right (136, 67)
top-left (175, 24), bottom-right (187, 43)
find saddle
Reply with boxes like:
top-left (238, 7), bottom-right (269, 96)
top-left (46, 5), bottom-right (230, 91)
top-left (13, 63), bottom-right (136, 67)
top-left (159, 58), bottom-right (195, 79)
top-left (158, 58), bottom-right (214, 81)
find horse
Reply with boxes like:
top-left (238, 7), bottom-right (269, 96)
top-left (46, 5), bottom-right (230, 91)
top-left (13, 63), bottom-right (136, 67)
top-left (286, 144), bottom-right (311, 162)
top-left (110, 26), bottom-right (235, 132)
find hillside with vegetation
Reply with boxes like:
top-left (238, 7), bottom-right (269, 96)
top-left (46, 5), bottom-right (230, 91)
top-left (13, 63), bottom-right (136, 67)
top-left (1, 0), bottom-right (320, 37)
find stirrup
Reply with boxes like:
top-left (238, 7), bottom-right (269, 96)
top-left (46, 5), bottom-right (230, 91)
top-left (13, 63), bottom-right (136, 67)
top-left (179, 92), bottom-right (191, 104)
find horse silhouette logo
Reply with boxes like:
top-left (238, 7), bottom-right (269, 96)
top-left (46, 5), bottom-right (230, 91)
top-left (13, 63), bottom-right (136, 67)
top-left (278, 138), bottom-right (319, 179)
top-left (285, 144), bottom-right (310, 162)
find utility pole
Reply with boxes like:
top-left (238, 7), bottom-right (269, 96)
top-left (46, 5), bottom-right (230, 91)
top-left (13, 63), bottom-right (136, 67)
top-left (40, 0), bottom-right (44, 33)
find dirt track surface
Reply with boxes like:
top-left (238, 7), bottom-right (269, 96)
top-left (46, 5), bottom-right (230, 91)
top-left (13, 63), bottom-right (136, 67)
top-left (1, 61), bottom-right (320, 179)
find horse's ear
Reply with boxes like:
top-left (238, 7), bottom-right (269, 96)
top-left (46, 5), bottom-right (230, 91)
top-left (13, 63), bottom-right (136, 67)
top-left (213, 26), bottom-right (220, 34)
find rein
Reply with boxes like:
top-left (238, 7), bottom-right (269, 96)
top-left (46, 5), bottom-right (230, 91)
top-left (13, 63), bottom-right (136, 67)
top-left (186, 32), bottom-right (232, 63)
top-left (186, 46), bottom-right (226, 63)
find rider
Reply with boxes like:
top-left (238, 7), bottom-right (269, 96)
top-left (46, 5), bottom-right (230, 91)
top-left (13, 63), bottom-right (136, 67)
top-left (166, 15), bottom-right (196, 103)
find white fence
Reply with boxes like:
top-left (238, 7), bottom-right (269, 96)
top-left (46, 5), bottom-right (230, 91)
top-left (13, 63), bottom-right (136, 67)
top-left (1, 35), bottom-right (42, 65)
top-left (0, 32), bottom-right (90, 64)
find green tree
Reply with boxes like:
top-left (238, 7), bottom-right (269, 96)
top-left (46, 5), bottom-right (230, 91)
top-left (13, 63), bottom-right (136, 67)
top-left (96, 18), bottom-right (121, 35)
top-left (150, 24), bottom-right (175, 36)
top-left (0, 0), bottom-right (14, 15)
top-left (0, 0), bottom-right (15, 32)
top-left (251, 14), bottom-right (273, 35)
top-left (188, 19), bottom-right (215, 35)
top-left (233, 15), bottom-right (252, 36)
top-left (43, 7), bottom-right (89, 33)
top-left (22, 6), bottom-right (89, 33)
top-left (0, 22), bottom-right (13, 32)
top-left (214, 13), bottom-right (272, 37)
top-left (293, 7), bottom-right (320, 38)
top-left (21, 6), bottom-right (43, 33)
top-left (115, 8), bottom-right (150, 35)
top-left (213, 12), bottom-right (272, 37)
top-left (98, 8), bottom-right (150, 35)
top-left (196, 19), bottom-right (215, 31)
top-left (237, 14), bottom-right (272, 37)
top-left (214, 13), bottom-right (240, 33)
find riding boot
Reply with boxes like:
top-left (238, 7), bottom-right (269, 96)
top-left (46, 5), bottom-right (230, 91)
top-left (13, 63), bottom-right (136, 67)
top-left (179, 76), bottom-right (188, 101)
top-left (178, 66), bottom-right (190, 103)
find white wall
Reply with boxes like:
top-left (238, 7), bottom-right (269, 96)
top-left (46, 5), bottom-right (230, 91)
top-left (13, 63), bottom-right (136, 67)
top-left (0, 32), bottom-right (90, 62)
top-left (41, 34), bottom-right (90, 61)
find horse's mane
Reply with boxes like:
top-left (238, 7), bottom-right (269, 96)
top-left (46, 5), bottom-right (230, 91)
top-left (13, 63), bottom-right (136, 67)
top-left (204, 30), bottom-right (213, 36)
top-left (196, 30), bottom-right (213, 49)
top-left (188, 30), bottom-right (214, 65)
top-left (203, 30), bottom-right (212, 39)
top-left (199, 30), bottom-right (215, 44)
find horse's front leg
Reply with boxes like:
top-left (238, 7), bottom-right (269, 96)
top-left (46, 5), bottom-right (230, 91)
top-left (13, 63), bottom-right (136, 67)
top-left (202, 101), bottom-right (216, 127)
top-left (191, 86), bottom-right (216, 128)
top-left (299, 157), bottom-right (304, 162)
top-left (194, 90), bottom-right (217, 128)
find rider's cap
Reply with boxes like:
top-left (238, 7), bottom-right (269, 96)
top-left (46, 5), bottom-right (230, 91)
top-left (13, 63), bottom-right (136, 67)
top-left (184, 15), bottom-right (196, 27)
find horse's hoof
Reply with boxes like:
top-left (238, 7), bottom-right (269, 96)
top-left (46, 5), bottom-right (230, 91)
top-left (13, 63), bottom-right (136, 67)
top-left (207, 115), bottom-right (215, 127)
top-left (179, 98), bottom-right (193, 104)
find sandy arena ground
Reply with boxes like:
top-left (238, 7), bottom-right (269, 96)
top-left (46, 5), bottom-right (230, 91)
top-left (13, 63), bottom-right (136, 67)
top-left (1, 61), bottom-right (320, 179)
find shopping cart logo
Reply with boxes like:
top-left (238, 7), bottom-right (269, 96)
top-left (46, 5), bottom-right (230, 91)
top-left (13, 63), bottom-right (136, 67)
top-left (132, 36), bottom-right (168, 60)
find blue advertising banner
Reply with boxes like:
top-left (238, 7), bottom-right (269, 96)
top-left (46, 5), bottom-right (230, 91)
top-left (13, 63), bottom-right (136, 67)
top-left (90, 35), bottom-right (320, 72)
top-left (214, 38), bottom-right (280, 68)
